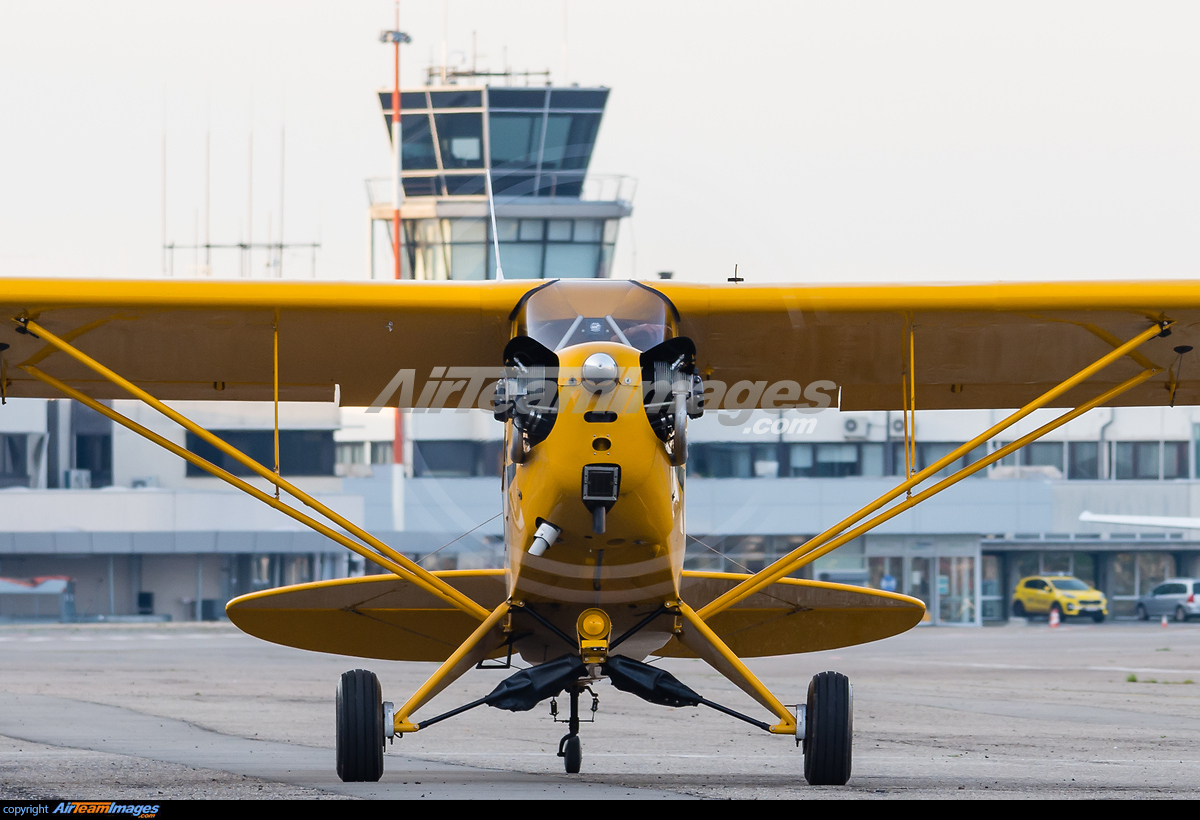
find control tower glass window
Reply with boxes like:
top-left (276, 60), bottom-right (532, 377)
top-left (400, 114), bottom-right (438, 170)
top-left (488, 89), bottom-right (547, 108)
top-left (541, 113), bottom-right (600, 170)
top-left (434, 113), bottom-right (484, 169)
top-left (490, 114), bottom-right (543, 170)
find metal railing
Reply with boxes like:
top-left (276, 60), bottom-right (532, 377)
top-left (365, 173), bottom-right (637, 207)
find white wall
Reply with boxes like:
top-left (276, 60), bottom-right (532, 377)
top-left (0, 398), bottom-right (47, 434)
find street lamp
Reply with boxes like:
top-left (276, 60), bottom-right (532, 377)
top-left (381, 12), bottom-right (411, 471)
top-left (380, 21), bottom-right (411, 282)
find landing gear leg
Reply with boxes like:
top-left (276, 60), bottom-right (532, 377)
top-left (556, 687), bottom-right (582, 774)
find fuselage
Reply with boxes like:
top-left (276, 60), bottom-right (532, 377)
top-left (498, 280), bottom-right (691, 662)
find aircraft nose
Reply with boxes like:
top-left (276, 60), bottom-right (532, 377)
top-left (582, 352), bottom-right (619, 392)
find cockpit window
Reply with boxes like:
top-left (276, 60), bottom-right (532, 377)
top-left (514, 280), bottom-right (677, 352)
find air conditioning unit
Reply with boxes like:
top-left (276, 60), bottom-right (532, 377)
top-left (65, 469), bottom-right (91, 489)
top-left (842, 415), bottom-right (870, 440)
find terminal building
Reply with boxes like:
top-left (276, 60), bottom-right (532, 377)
top-left (2, 77), bottom-right (1198, 626)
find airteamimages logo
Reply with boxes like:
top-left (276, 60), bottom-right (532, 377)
top-left (367, 366), bottom-right (837, 428)
top-left (47, 805), bottom-right (159, 817)
top-left (741, 416), bottom-right (819, 436)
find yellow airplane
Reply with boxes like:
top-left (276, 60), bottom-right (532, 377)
top-left (0, 276), bottom-right (1192, 785)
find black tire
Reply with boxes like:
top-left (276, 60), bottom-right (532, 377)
top-left (1091, 612), bottom-right (1105, 624)
top-left (336, 669), bottom-right (384, 782)
top-left (563, 735), bottom-right (581, 774)
top-left (1136, 604), bottom-right (1148, 621)
top-left (803, 671), bottom-right (853, 786)
top-left (1011, 600), bottom-right (1025, 618)
top-left (1176, 606), bottom-right (1188, 623)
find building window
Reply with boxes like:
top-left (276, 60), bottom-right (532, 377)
top-left (1163, 441), bottom-right (1188, 479)
top-left (1110, 441), bottom-right (1188, 479)
top-left (412, 440), bottom-right (502, 478)
top-left (370, 442), bottom-right (394, 465)
top-left (0, 434), bottom-right (28, 488)
top-left (336, 442), bottom-right (366, 465)
top-left (74, 433), bottom-right (112, 488)
top-left (1068, 441), bottom-right (1099, 479)
top-left (400, 216), bottom-right (617, 281)
top-left (185, 430), bottom-right (335, 477)
top-left (889, 442), bottom-right (986, 478)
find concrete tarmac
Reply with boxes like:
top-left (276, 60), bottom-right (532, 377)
top-left (0, 618), bottom-right (1198, 799)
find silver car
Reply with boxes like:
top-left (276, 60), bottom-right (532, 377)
top-left (1135, 578), bottom-right (1200, 622)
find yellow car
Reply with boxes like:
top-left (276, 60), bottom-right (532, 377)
top-left (1011, 575), bottom-right (1108, 623)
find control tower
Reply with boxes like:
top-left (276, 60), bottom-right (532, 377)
top-left (366, 82), bottom-right (634, 280)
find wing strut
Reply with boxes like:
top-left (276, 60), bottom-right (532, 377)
top-left (14, 317), bottom-right (490, 622)
top-left (698, 320), bottom-right (1170, 621)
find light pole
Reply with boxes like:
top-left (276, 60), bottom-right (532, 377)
top-left (381, 10), bottom-right (412, 477)
top-left (380, 11), bottom-right (411, 282)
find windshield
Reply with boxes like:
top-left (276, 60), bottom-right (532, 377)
top-left (1048, 578), bottom-right (1089, 591)
top-left (514, 280), bottom-right (677, 352)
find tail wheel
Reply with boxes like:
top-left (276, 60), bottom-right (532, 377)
top-left (336, 669), bottom-right (384, 782)
top-left (803, 671), bottom-right (853, 786)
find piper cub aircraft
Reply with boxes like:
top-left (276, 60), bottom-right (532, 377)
top-left (1, 277), bottom-right (1195, 785)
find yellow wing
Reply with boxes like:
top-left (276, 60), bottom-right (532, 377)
top-left (1, 277), bottom-right (1197, 409)
top-left (0, 278), bottom-right (542, 405)
top-left (657, 280), bottom-right (1200, 410)
top-left (225, 570), bottom-right (924, 661)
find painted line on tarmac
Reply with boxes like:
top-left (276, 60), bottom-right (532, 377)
top-left (868, 692), bottom-right (1200, 731)
top-left (905, 660), bottom-right (1200, 676)
top-left (0, 633), bottom-right (240, 643)
top-left (414, 752), bottom-right (790, 759)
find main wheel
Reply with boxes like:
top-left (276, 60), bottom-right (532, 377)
top-left (336, 669), bottom-right (384, 782)
top-left (1136, 603), bottom-right (1148, 621)
top-left (803, 671), bottom-right (853, 786)
top-left (563, 735), bottom-right (581, 774)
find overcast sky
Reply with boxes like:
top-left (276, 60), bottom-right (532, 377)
top-left (2, 1), bottom-right (1198, 284)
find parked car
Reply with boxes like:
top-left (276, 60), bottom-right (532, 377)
top-left (1011, 575), bottom-right (1108, 622)
top-left (1135, 578), bottom-right (1200, 622)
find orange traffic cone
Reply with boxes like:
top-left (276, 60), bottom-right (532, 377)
top-left (1049, 608), bottom-right (1060, 628)
top-left (1161, 614), bottom-right (1169, 628)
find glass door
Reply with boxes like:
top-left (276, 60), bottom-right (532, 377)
top-left (938, 555), bottom-right (977, 625)
top-left (907, 556), bottom-right (932, 623)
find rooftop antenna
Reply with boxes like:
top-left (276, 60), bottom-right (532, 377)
top-left (204, 127), bottom-right (211, 273)
top-left (246, 116), bottom-right (254, 278)
top-left (728, 264), bottom-right (743, 283)
top-left (278, 125), bottom-right (285, 277)
top-left (161, 127), bottom-right (167, 276)
top-left (441, 0), bottom-right (448, 85)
